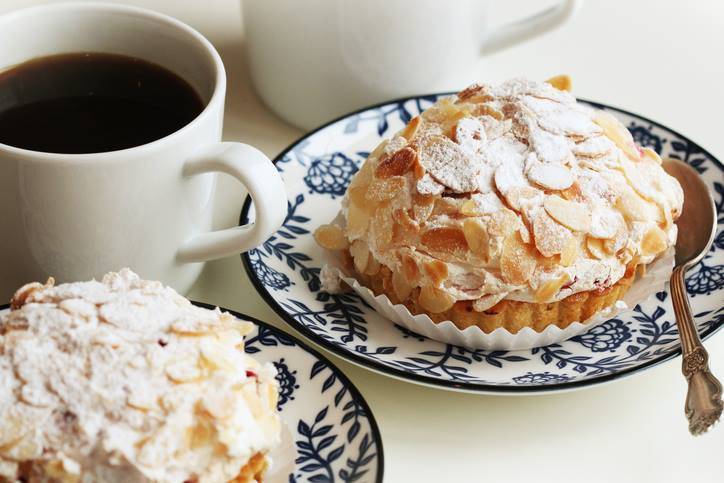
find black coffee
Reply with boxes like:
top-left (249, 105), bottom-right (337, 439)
top-left (0, 52), bottom-right (204, 154)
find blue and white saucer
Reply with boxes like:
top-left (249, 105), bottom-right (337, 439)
top-left (241, 94), bottom-right (724, 394)
top-left (0, 304), bottom-right (384, 483)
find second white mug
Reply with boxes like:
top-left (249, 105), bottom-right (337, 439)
top-left (0, 3), bottom-right (288, 298)
top-left (244, 0), bottom-right (581, 130)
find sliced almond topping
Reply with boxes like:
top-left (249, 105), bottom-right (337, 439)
top-left (392, 209), bottom-right (419, 244)
top-left (526, 159), bottom-right (574, 190)
top-left (392, 270), bottom-right (413, 301)
top-left (418, 135), bottom-right (479, 193)
top-left (641, 147), bottom-right (662, 165)
top-left (560, 236), bottom-right (579, 266)
top-left (416, 173), bottom-right (444, 195)
top-left (371, 205), bottom-right (393, 247)
top-left (401, 253), bottom-right (420, 283)
top-left (494, 155), bottom-right (528, 195)
top-left (411, 192), bottom-right (434, 223)
top-left (457, 83), bottom-right (486, 101)
top-left (545, 75), bottom-right (572, 92)
top-left (314, 224), bottom-right (348, 250)
top-left (401, 116), bottom-right (421, 140)
top-left (420, 227), bottom-right (469, 257)
top-left (532, 210), bottom-right (573, 257)
top-left (368, 140), bottom-right (389, 161)
top-left (504, 186), bottom-right (543, 212)
top-left (348, 186), bottom-right (375, 213)
top-left (572, 135), bottom-right (615, 158)
top-left (589, 209), bottom-right (624, 239)
top-left (500, 233), bottom-right (537, 285)
top-left (346, 202), bottom-right (371, 239)
top-left (419, 286), bottom-right (455, 313)
top-left (603, 224), bottom-right (628, 255)
top-left (543, 195), bottom-right (591, 232)
top-left (487, 209), bottom-right (521, 238)
top-left (422, 260), bottom-right (449, 286)
top-left (349, 160), bottom-right (375, 191)
top-left (463, 218), bottom-right (490, 261)
top-left (366, 176), bottom-right (406, 203)
top-left (375, 146), bottom-right (417, 178)
top-left (616, 184), bottom-right (662, 222)
top-left (641, 225), bottom-right (668, 256)
top-left (593, 110), bottom-right (640, 160)
top-left (453, 116), bottom-right (487, 155)
top-left (472, 293), bottom-right (506, 312)
top-left (350, 239), bottom-right (370, 273)
top-left (534, 274), bottom-right (569, 302)
top-left (586, 236), bottom-right (607, 259)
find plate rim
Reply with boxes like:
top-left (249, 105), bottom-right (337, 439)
top-left (0, 302), bottom-right (386, 482)
top-left (240, 93), bottom-right (724, 394)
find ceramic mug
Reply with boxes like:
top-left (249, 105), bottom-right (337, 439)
top-left (244, 0), bottom-right (581, 130)
top-left (0, 2), bottom-right (287, 298)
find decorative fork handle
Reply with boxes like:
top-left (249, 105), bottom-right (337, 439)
top-left (670, 264), bottom-right (723, 435)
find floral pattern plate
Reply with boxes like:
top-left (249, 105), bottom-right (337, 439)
top-left (241, 94), bottom-right (724, 394)
top-left (0, 303), bottom-right (384, 483)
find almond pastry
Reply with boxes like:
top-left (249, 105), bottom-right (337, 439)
top-left (0, 269), bottom-right (281, 482)
top-left (318, 77), bottom-right (683, 334)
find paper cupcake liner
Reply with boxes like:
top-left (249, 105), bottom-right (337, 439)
top-left (327, 249), bottom-right (674, 351)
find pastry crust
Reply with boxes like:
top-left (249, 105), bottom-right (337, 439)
top-left (353, 254), bottom-right (637, 334)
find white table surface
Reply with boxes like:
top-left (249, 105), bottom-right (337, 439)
top-left (4, 1), bottom-right (723, 481)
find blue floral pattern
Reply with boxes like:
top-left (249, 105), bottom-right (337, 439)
top-left (239, 310), bottom-right (383, 481)
top-left (242, 95), bottom-right (724, 393)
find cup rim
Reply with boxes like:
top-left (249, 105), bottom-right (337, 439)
top-left (0, 1), bottom-right (226, 162)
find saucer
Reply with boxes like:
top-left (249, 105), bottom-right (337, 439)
top-left (241, 94), bottom-right (724, 394)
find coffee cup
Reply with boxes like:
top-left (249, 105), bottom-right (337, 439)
top-left (0, 2), bottom-right (287, 297)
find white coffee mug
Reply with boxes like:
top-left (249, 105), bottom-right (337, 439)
top-left (244, 0), bottom-right (581, 130)
top-left (0, 2), bottom-right (287, 298)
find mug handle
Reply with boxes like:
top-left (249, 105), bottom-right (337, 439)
top-left (480, 0), bottom-right (581, 55)
top-left (177, 142), bottom-right (287, 263)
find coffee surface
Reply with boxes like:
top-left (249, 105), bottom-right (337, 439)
top-left (0, 52), bottom-right (204, 154)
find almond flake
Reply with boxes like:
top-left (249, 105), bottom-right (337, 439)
top-left (365, 176), bottom-right (405, 202)
top-left (641, 226), bottom-right (668, 256)
top-left (350, 239), bottom-right (370, 273)
top-left (401, 116), bottom-right (421, 140)
top-left (422, 259), bottom-right (449, 286)
top-left (421, 227), bottom-right (469, 257)
top-left (504, 186), bottom-right (543, 212)
top-left (593, 110), bottom-right (640, 160)
top-left (472, 293), bottom-right (506, 312)
top-left (462, 192), bottom-right (507, 216)
top-left (376, 146), bottom-right (417, 178)
top-left (543, 195), bottom-right (591, 232)
top-left (525, 154), bottom-right (574, 190)
top-left (463, 218), bottom-right (490, 261)
top-left (418, 135), bottom-right (479, 193)
top-left (586, 237), bottom-right (607, 259)
top-left (454, 116), bottom-right (487, 155)
top-left (419, 286), bottom-right (455, 313)
top-left (346, 201), bottom-right (371, 239)
top-left (572, 135), bottom-right (615, 158)
top-left (392, 270), bottom-right (413, 300)
top-left (522, 95), bottom-right (602, 138)
top-left (526, 119), bottom-right (574, 164)
top-left (500, 234), bottom-right (537, 285)
top-left (616, 183), bottom-right (662, 222)
top-left (494, 154), bottom-right (528, 195)
top-left (532, 210), bottom-right (572, 257)
top-left (314, 224), bottom-right (348, 250)
top-left (416, 173), bottom-right (444, 195)
top-left (589, 208), bottom-right (624, 239)
top-left (545, 74), bottom-right (572, 92)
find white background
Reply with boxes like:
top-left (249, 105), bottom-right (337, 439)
top-left (2, 1), bottom-right (722, 481)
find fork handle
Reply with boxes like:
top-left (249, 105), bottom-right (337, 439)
top-left (670, 265), bottom-right (723, 435)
